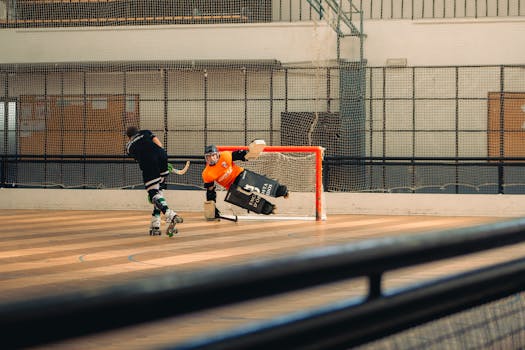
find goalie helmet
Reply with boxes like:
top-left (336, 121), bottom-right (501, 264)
top-left (204, 145), bottom-right (220, 166)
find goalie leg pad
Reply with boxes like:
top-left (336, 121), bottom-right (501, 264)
top-left (235, 170), bottom-right (281, 197)
top-left (225, 186), bottom-right (275, 215)
top-left (204, 201), bottom-right (217, 221)
top-left (275, 184), bottom-right (288, 198)
top-left (261, 201), bottom-right (275, 215)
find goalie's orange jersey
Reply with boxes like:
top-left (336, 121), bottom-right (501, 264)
top-left (202, 151), bottom-right (244, 189)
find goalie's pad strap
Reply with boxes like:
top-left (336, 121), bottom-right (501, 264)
top-left (204, 200), bottom-right (217, 220)
top-left (225, 186), bottom-right (272, 214)
top-left (236, 169), bottom-right (280, 197)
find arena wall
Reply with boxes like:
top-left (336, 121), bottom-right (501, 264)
top-left (0, 19), bottom-right (524, 65)
top-left (2, 188), bottom-right (524, 217)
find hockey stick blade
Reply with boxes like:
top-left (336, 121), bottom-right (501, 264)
top-left (217, 214), bottom-right (238, 222)
top-left (171, 161), bottom-right (190, 175)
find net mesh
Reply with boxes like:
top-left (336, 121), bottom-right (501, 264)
top-left (2, 0), bottom-right (524, 27)
top-left (356, 292), bottom-right (525, 350)
top-left (243, 152), bottom-right (317, 193)
top-left (215, 148), bottom-right (324, 220)
top-left (3, 64), bottom-right (525, 194)
top-left (0, 0), bottom-right (273, 27)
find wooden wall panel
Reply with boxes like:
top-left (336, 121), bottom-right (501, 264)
top-left (488, 92), bottom-right (525, 158)
top-left (18, 94), bottom-right (139, 156)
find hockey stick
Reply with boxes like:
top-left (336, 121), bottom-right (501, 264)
top-left (217, 214), bottom-right (238, 222)
top-left (169, 161), bottom-right (190, 175)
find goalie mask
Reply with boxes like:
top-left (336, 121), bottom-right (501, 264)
top-left (204, 145), bottom-right (220, 166)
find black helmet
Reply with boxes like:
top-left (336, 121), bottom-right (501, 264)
top-left (204, 145), bottom-right (220, 165)
top-left (204, 145), bottom-right (218, 154)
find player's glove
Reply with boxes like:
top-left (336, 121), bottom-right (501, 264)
top-left (245, 139), bottom-right (266, 160)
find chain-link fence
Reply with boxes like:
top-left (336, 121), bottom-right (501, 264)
top-left (1, 62), bottom-right (525, 193)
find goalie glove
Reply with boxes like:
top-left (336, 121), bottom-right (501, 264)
top-left (245, 139), bottom-right (266, 160)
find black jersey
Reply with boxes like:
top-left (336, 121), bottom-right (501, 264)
top-left (126, 130), bottom-right (164, 162)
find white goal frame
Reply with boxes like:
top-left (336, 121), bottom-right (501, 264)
top-left (218, 145), bottom-right (326, 221)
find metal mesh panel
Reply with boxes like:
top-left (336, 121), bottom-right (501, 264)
top-left (357, 292), bottom-right (525, 350)
top-left (363, 0), bottom-right (525, 19)
top-left (0, 0), bottom-right (321, 27)
top-left (2, 63), bottom-right (525, 193)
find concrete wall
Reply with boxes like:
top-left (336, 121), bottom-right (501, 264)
top-left (1, 18), bottom-right (523, 65)
top-left (363, 18), bottom-right (525, 66)
top-left (0, 22), bottom-right (338, 65)
top-left (2, 188), bottom-right (524, 217)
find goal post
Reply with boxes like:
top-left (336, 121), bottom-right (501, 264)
top-left (217, 145), bottom-right (326, 221)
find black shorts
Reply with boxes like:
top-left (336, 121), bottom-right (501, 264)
top-left (139, 150), bottom-right (168, 188)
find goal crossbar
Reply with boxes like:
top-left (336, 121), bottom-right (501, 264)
top-left (217, 145), bottom-right (325, 221)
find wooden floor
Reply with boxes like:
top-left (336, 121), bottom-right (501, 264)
top-left (0, 210), bottom-right (521, 349)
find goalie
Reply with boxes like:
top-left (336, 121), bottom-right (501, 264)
top-left (202, 141), bottom-right (289, 220)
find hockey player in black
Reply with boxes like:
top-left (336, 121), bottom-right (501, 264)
top-left (125, 126), bottom-right (183, 236)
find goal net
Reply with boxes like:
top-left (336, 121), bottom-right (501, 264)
top-left (217, 145), bottom-right (326, 221)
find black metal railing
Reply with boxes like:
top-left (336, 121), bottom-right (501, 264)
top-left (2, 154), bottom-right (525, 194)
top-left (362, 0), bottom-right (525, 19)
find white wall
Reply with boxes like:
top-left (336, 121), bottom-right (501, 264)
top-left (1, 18), bottom-right (524, 66)
top-left (362, 18), bottom-right (525, 66)
top-left (1, 188), bottom-right (524, 217)
top-left (0, 22), bottom-right (338, 65)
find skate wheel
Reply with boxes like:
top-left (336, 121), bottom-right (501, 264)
top-left (167, 226), bottom-right (178, 237)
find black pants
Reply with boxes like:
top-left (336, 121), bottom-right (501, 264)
top-left (139, 149), bottom-right (169, 188)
